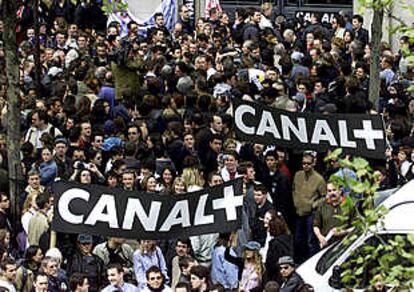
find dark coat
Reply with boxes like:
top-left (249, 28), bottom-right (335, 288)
top-left (194, 126), bottom-right (212, 161)
top-left (264, 170), bottom-right (295, 229)
top-left (338, 91), bottom-right (369, 114)
top-left (251, 201), bottom-right (273, 246)
top-left (264, 234), bottom-right (294, 284)
top-left (177, 18), bottom-right (194, 35)
top-left (233, 22), bottom-right (247, 45)
top-left (49, 0), bottom-right (74, 24)
top-left (243, 23), bottom-right (260, 42)
top-left (280, 271), bottom-right (305, 292)
top-left (354, 28), bottom-right (369, 46)
top-left (201, 148), bottom-right (219, 177)
top-left (66, 250), bottom-right (105, 292)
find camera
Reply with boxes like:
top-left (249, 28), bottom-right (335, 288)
top-left (74, 161), bottom-right (91, 170)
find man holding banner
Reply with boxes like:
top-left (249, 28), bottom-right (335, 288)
top-left (51, 179), bottom-right (244, 241)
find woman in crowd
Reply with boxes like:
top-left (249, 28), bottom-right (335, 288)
top-left (157, 166), bottom-right (176, 193)
top-left (225, 241), bottom-right (264, 291)
top-left (264, 212), bottom-right (294, 284)
top-left (190, 265), bottom-right (210, 292)
top-left (15, 245), bottom-right (44, 292)
top-left (0, 229), bottom-right (14, 258)
top-left (38, 146), bottom-right (57, 185)
top-left (20, 192), bottom-right (38, 252)
top-left (141, 175), bottom-right (158, 193)
top-left (172, 176), bottom-right (187, 194)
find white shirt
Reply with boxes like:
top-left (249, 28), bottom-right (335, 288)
top-left (260, 232), bottom-right (273, 263)
top-left (141, 286), bottom-right (172, 292)
top-left (21, 208), bottom-right (37, 234)
top-left (101, 282), bottom-right (138, 292)
top-left (0, 279), bottom-right (16, 292)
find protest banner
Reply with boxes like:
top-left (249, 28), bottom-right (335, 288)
top-left (52, 179), bottom-right (243, 239)
top-left (233, 99), bottom-right (386, 159)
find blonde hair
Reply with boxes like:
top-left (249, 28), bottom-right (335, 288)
top-left (181, 167), bottom-right (204, 188)
top-left (223, 138), bottom-right (237, 151)
top-left (261, 2), bottom-right (272, 11)
top-left (22, 192), bottom-right (38, 214)
top-left (172, 176), bottom-right (187, 194)
top-left (202, 23), bottom-right (213, 37)
top-left (243, 250), bottom-right (264, 281)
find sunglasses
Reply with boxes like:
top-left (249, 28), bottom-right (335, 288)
top-left (302, 162), bottom-right (312, 165)
top-left (150, 276), bottom-right (162, 281)
top-left (280, 265), bottom-right (290, 270)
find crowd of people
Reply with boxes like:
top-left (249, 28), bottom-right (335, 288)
top-left (0, 0), bottom-right (413, 291)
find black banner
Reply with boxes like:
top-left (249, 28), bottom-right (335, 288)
top-left (51, 179), bottom-right (243, 240)
top-left (182, 0), bottom-right (195, 27)
top-left (233, 99), bottom-right (386, 159)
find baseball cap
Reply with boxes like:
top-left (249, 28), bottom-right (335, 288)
top-left (278, 256), bottom-right (295, 266)
top-left (244, 241), bottom-right (261, 251)
top-left (77, 234), bottom-right (93, 244)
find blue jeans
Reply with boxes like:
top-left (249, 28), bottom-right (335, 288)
top-left (294, 213), bottom-right (319, 264)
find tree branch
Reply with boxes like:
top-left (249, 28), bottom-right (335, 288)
top-left (385, 8), bottom-right (409, 28)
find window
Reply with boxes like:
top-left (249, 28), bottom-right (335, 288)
top-left (303, 0), bottom-right (351, 5)
top-left (316, 233), bottom-right (357, 275)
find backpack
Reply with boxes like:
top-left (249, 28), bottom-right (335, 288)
top-left (16, 230), bottom-right (28, 255)
top-left (15, 259), bottom-right (28, 291)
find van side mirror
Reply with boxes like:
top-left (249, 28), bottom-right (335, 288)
top-left (328, 265), bottom-right (343, 289)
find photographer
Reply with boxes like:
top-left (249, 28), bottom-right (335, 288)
top-left (69, 159), bottom-right (105, 184)
top-left (111, 38), bottom-right (146, 102)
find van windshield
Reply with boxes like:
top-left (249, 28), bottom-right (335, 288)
top-left (316, 234), bottom-right (358, 275)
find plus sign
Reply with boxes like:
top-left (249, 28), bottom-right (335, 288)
top-left (212, 185), bottom-right (243, 221)
top-left (353, 120), bottom-right (384, 150)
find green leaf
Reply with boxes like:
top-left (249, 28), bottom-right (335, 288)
top-left (352, 157), bottom-right (369, 170)
top-left (324, 148), bottom-right (343, 162)
top-left (355, 266), bottom-right (364, 275)
top-left (408, 234), bottom-right (414, 245)
top-left (406, 55), bottom-right (414, 66)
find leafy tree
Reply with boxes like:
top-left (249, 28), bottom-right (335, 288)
top-left (326, 148), bottom-right (414, 289)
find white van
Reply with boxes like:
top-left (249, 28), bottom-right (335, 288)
top-left (296, 180), bottom-right (414, 291)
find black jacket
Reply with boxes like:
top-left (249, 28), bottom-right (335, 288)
top-left (251, 201), bottom-right (273, 246)
top-left (66, 250), bottom-right (105, 292)
top-left (264, 170), bottom-right (294, 228)
top-left (354, 28), bottom-right (369, 46)
top-left (177, 18), bottom-right (194, 35)
top-left (264, 234), bottom-right (294, 284)
top-left (280, 271), bottom-right (305, 292)
top-left (243, 23), bottom-right (260, 42)
top-left (49, 0), bottom-right (75, 25)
